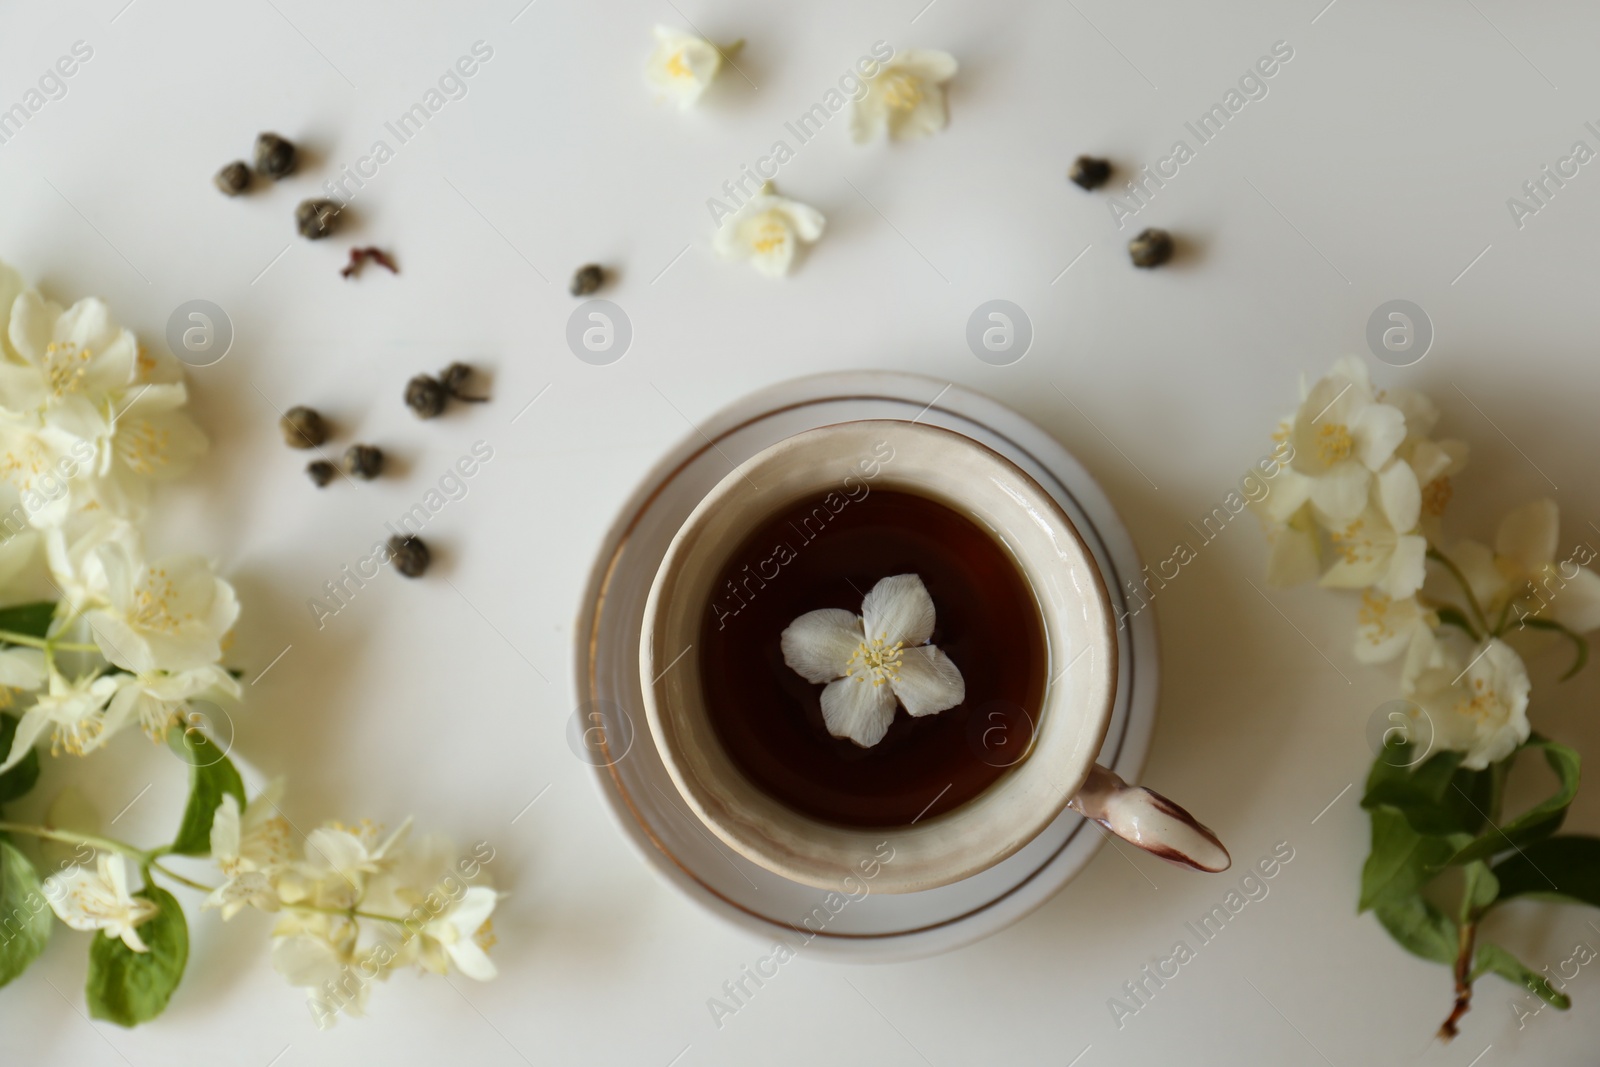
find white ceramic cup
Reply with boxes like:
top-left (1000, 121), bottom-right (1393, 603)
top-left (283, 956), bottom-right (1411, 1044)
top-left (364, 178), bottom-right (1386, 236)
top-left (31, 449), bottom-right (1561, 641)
top-left (641, 420), bottom-right (1228, 894)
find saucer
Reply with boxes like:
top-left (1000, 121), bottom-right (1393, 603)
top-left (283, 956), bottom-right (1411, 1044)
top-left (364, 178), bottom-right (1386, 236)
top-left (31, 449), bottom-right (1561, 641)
top-left (572, 372), bottom-right (1157, 962)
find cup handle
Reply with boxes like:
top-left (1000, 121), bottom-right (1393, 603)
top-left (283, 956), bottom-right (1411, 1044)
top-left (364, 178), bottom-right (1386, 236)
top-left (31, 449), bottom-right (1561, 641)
top-left (1067, 763), bottom-right (1231, 873)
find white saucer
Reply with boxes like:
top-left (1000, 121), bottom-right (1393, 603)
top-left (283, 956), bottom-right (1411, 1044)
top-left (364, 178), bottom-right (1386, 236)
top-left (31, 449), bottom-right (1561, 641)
top-left (571, 372), bottom-right (1158, 962)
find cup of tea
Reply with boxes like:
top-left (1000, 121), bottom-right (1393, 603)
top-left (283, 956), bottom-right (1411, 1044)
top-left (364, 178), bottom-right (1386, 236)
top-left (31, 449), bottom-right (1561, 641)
top-left (640, 420), bottom-right (1228, 894)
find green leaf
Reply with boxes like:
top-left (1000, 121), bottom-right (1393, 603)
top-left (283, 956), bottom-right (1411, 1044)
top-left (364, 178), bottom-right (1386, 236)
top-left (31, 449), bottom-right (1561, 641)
top-left (1359, 807), bottom-right (1458, 912)
top-left (1471, 941), bottom-right (1570, 1010)
top-left (1372, 891), bottom-right (1458, 965)
top-left (0, 601), bottom-right (57, 641)
top-left (1462, 861), bottom-right (1501, 916)
top-left (0, 712), bottom-right (40, 806)
top-left (1520, 617), bottom-right (1589, 681)
top-left (1435, 606), bottom-right (1480, 639)
top-left (1363, 749), bottom-right (1494, 836)
top-left (0, 840), bottom-right (52, 988)
top-left (85, 885), bottom-right (188, 1027)
top-left (164, 726), bottom-right (245, 856)
top-left (1492, 835), bottom-right (1600, 907)
top-left (1448, 737), bottom-right (1580, 866)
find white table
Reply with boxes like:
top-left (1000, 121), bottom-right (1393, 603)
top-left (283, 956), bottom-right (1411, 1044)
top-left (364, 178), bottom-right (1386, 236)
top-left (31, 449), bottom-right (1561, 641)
top-left (3, 1), bottom-right (1598, 1064)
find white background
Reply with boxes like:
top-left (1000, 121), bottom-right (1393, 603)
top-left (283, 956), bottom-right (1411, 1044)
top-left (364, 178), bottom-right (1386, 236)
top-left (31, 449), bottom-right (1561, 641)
top-left (3, 0), bottom-right (1600, 1064)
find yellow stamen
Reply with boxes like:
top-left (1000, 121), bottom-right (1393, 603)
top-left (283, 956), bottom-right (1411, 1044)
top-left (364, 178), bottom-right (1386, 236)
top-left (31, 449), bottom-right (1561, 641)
top-left (1315, 423), bottom-right (1354, 464)
top-left (1358, 589), bottom-right (1394, 641)
top-left (750, 213), bottom-right (789, 255)
top-left (1456, 677), bottom-right (1500, 722)
top-left (665, 51), bottom-right (693, 79)
top-left (880, 72), bottom-right (923, 111)
top-left (44, 341), bottom-right (95, 398)
top-left (1422, 477), bottom-right (1452, 517)
top-left (52, 716), bottom-right (105, 758)
top-left (127, 566), bottom-right (198, 634)
top-left (1330, 518), bottom-right (1373, 565)
top-left (845, 632), bottom-right (904, 687)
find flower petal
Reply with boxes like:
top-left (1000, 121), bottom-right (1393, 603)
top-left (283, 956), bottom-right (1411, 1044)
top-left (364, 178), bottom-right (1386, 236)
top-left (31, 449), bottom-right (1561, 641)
top-left (1308, 461), bottom-right (1369, 527)
top-left (1461, 639), bottom-right (1531, 769)
top-left (1352, 403), bottom-right (1407, 471)
top-left (887, 92), bottom-right (949, 140)
top-left (1385, 387), bottom-right (1440, 439)
top-left (1377, 460), bottom-right (1421, 533)
top-left (450, 886), bottom-right (498, 934)
top-left (0, 705), bottom-right (47, 773)
top-left (895, 50), bottom-right (959, 83)
top-left (849, 93), bottom-right (886, 143)
top-left (7, 290), bottom-right (60, 364)
top-left (1435, 438), bottom-right (1469, 477)
top-left (0, 647), bottom-right (46, 690)
top-left (1255, 467), bottom-right (1311, 524)
top-left (746, 220), bottom-right (796, 277)
top-left (43, 865), bottom-right (103, 929)
top-left (860, 573), bottom-right (936, 646)
top-left (1378, 534), bottom-right (1428, 599)
top-left (272, 933), bottom-right (344, 987)
top-left (1447, 539), bottom-right (1506, 611)
top-left (780, 608), bottom-right (862, 683)
top-left (1550, 566), bottom-right (1600, 634)
top-left (58, 298), bottom-right (114, 351)
top-left (448, 938), bottom-right (498, 982)
top-left (1496, 499), bottom-right (1559, 574)
top-left (211, 794), bottom-right (242, 860)
top-left (1354, 594), bottom-right (1424, 665)
top-left (647, 28), bottom-right (721, 108)
top-left (890, 645), bottom-right (965, 717)
top-left (1408, 439), bottom-right (1453, 485)
top-left (781, 201), bottom-right (826, 243)
top-left (819, 676), bottom-right (896, 748)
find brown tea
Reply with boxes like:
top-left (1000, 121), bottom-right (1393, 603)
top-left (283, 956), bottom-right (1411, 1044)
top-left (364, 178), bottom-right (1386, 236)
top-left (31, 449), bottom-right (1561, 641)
top-left (698, 488), bottom-right (1048, 828)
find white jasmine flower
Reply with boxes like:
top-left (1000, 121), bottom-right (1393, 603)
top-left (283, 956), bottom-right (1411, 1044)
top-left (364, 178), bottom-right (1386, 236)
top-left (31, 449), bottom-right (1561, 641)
top-left (1402, 633), bottom-right (1530, 770)
top-left (780, 573), bottom-right (965, 748)
top-left (1438, 500), bottom-right (1600, 638)
top-left (0, 281), bottom-right (205, 527)
top-left (105, 663), bottom-right (241, 742)
top-left (206, 783), bottom-right (292, 919)
top-left (0, 415), bottom-right (86, 527)
top-left (1285, 356), bottom-right (1408, 528)
top-left (367, 835), bottom-right (500, 981)
top-left (81, 541), bottom-right (239, 674)
top-left (1355, 591), bottom-right (1435, 664)
top-left (646, 27), bottom-right (725, 109)
top-left (420, 887), bottom-right (499, 981)
top-left (1322, 507), bottom-right (1427, 599)
top-left (1320, 459), bottom-right (1427, 599)
top-left (0, 670), bottom-right (121, 770)
top-left (270, 912), bottom-right (372, 1028)
top-left (43, 853), bottom-right (159, 952)
top-left (281, 819), bottom-right (412, 909)
top-left (851, 50), bottom-right (958, 143)
top-left (1491, 499), bottom-right (1600, 633)
top-left (713, 185), bottom-right (825, 277)
top-left (42, 512), bottom-right (136, 612)
top-left (0, 290), bottom-right (138, 421)
top-left (89, 382), bottom-right (208, 517)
